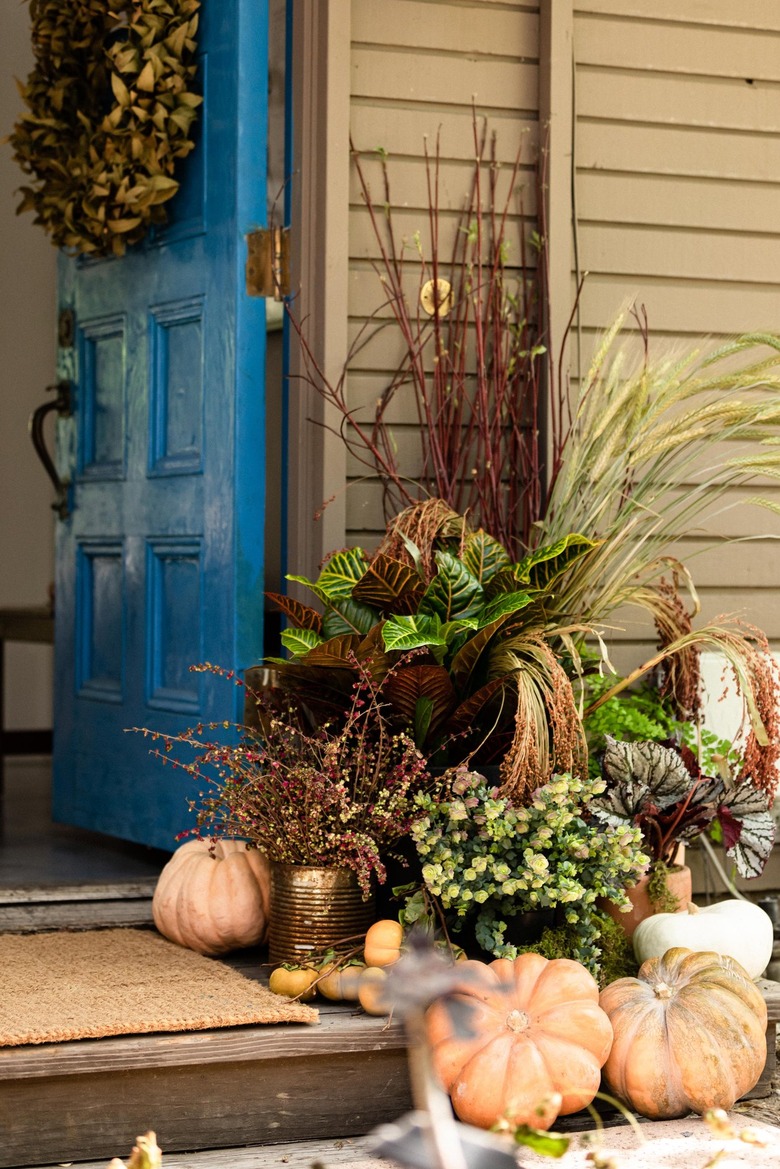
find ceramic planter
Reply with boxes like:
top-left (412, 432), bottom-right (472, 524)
top-left (599, 864), bottom-right (693, 939)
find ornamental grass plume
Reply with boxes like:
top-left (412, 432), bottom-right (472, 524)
top-left (537, 307), bottom-right (780, 785)
top-left (539, 307), bottom-right (780, 635)
top-left (135, 661), bottom-right (439, 897)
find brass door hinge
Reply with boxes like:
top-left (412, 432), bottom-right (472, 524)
top-left (246, 226), bottom-right (290, 299)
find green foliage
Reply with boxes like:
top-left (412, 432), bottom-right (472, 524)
top-left (594, 913), bottom-right (640, 986)
top-left (268, 515), bottom-right (596, 786)
top-left (583, 673), bottom-right (676, 776)
top-left (408, 768), bottom-right (649, 976)
top-left (511, 914), bottom-right (638, 989)
top-left (512, 1127), bottom-right (570, 1159)
top-left (583, 671), bottom-right (739, 780)
top-left (9, 0), bottom-right (202, 257)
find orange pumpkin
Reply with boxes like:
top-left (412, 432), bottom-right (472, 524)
top-left (153, 838), bottom-right (271, 955)
top-left (600, 946), bottom-right (768, 1119)
top-left (358, 966), bottom-right (392, 1016)
top-left (425, 953), bottom-right (613, 1130)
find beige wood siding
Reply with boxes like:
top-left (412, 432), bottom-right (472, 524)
top-left (573, 1), bottom-right (780, 652)
top-left (346, 0), bottom-right (540, 545)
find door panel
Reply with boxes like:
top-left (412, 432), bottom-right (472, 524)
top-left (53, 1), bottom-right (268, 850)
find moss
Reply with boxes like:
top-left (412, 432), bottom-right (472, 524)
top-left (513, 915), bottom-right (638, 989)
top-left (595, 914), bottom-right (640, 987)
top-left (647, 861), bottom-right (682, 914)
top-left (528, 925), bottom-right (576, 963)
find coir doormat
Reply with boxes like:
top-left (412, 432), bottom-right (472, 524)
top-left (0, 928), bottom-right (318, 1046)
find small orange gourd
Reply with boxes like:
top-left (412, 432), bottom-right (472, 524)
top-left (152, 838), bottom-right (271, 955)
top-left (425, 953), bottom-right (613, 1131)
top-left (269, 965), bottom-right (318, 1001)
top-left (358, 966), bottom-right (392, 1016)
top-left (318, 961), bottom-right (366, 1002)
top-left (599, 946), bottom-right (768, 1120)
top-left (364, 919), bottom-right (404, 967)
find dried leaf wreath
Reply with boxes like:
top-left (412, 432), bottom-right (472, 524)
top-left (8, 0), bottom-right (202, 258)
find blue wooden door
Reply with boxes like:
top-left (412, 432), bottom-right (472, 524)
top-left (53, 1), bottom-right (268, 851)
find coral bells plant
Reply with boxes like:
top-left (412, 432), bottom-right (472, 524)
top-left (408, 767), bottom-right (649, 972)
top-left (140, 663), bottom-right (437, 897)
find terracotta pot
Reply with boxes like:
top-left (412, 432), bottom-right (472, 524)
top-left (268, 862), bottom-right (375, 966)
top-left (599, 864), bottom-right (693, 940)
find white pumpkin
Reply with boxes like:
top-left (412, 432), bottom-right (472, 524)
top-left (633, 898), bottom-right (774, 980)
top-left (153, 838), bottom-right (271, 955)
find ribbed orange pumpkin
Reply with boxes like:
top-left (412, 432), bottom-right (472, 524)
top-left (153, 838), bottom-right (271, 955)
top-left (600, 946), bottom-right (768, 1119)
top-left (425, 953), bottom-right (614, 1130)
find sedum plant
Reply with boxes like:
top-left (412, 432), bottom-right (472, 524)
top-left (407, 767), bottom-right (649, 974)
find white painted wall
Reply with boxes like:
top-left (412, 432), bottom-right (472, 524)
top-left (0, 4), bottom-right (56, 728)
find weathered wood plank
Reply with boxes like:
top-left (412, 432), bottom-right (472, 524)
top-left (29, 1135), bottom-right (381, 1169)
top-left (0, 1048), bottom-right (411, 1168)
top-left (0, 900), bottom-right (155, 933)
top-left (0, 1009), bottom-right (407, 1081)
top-left (0, 881), bottom-right (157, 904)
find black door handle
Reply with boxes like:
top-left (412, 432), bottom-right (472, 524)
top-left (29, 380), bottom-right (72, 520)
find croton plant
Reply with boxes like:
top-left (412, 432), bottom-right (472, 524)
top-left (264, 502), bottom-right (598, 798)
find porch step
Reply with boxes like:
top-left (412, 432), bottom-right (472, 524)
top-left (0, 881), bottom-right (156, 932)
top-left (0, 996), bottom-right (412, 1169)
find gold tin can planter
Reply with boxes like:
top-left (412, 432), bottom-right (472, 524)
top-left (268, 862), bottom-right (375, 966)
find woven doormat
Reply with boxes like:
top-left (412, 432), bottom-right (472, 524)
top-left (0, 928), bottom-right (318, 1046)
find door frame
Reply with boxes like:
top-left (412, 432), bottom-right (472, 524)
top-left (284, 0), bottom-right (350, 589)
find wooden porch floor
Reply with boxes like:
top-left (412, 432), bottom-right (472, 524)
top-left (0, 758), bottom-right (164, 930)
top-left (0, 758), bottom-right (166, 887)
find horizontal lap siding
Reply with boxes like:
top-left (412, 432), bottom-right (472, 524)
top-left (574, 4), bottom-right (780, 650)
top-left (347, 0), bottom-right (540, 545)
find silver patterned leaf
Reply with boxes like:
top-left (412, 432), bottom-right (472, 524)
top-left (601, 736), bottom-right (694, 813)
top-left (720, 783), bottom-right (776, 878)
